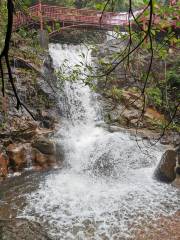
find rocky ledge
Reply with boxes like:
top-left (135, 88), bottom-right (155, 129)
top-left (0, 124), bottom-right (64, 181)
top-left (0, 44), bottom-right (63, 181)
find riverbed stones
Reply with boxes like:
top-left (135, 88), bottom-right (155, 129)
top-left (0, 219), bottom-right (52, 240)
top-left (154, 149), bottom-right (177, 182)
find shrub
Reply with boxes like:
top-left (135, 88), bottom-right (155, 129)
top-left (146, 87), bottom-right (162, 108)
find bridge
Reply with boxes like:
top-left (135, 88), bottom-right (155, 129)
top-left (13, 3), bottom-right (130, 33)
top-left (13, 2), bottom-right (179, 36)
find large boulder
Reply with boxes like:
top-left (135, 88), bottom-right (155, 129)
top-left (0, 219), bottom-right (52, 240)
top-left (32, 136), bottom-right (55, 155)
top-left (154, 150), bottom-right (177, 182)
top-left (6, 144), bottom-right (26, 171)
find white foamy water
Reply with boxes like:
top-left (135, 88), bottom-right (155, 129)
top-left (21, 44), bottom-right (179, 239)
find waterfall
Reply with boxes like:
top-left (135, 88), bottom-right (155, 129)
top-left (49, 43), bottom-right (105, 171)
top-left (21, 43), bottom-right (179, 240)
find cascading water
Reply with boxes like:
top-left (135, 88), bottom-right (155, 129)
top-left (21, 43), bottom-right (179, 239)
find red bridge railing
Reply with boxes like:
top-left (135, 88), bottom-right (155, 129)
top-left (13, 3), bottom-right (129, 30)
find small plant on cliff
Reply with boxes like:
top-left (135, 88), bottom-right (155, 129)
top-left (107, 86), bottom-right (123, 102)
top-left (146, 87), bottom-right (162, 108)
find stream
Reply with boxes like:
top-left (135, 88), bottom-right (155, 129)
top-left (0, 43), bottom-right (179, 239)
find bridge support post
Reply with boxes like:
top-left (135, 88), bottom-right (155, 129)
top-left (39, 0), bottom-right (43, 31)
top-left (38, 30), bottom-right (49, 49)
top-left (37, 1), bottom-right (48, 49)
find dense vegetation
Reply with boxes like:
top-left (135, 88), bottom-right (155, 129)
top-left (0, 1), bottom-right (7, 50)
top-left (23, 0), bottom-right (143, 10)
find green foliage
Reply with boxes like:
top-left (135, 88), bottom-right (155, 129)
top-left (167, 57), bottom-right (180, 93)
top-left (168, 70), bottom-right (180, 89)
top-left (25, 0), bottom-right (144, 11)
top-left (107, 86), bottom-right (123, 102)
top-left (85, 0), bottom-right (144, 11)
top-left (18, 28), bottom-right (30, 38)
top-left (0, 0), bottom-right (7, 52)
top-left (168, 122), bottom-right (180, 132)
top-left (146, 87), bottom-right (162, 108)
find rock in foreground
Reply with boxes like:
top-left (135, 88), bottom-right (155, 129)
top-left (154, 150), bottom-right (177, 182)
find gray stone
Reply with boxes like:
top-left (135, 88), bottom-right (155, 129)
top-left (109, 125), bottom-right (125, 133)
top-left (122, 109), bottom-right (139, 121)
top-left (109, 105), bottom-right (123, 122)
top-left (154, 150), bottom-right (177, 183)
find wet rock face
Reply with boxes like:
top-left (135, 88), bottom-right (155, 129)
top-left (154, 150), bottom-right (177, 183)
top-left (31, 137), bottom-right (64, 169)
top-left (32, 148), bottom-right (57, 168)
top-left (6, 144), bottom-right (26, 171)
top-left (0, 219), bottom-right (52, 240)
top-left (1, 135), bottom-right (64, 175)
top-left (32, 137), bottom-right (55, 155)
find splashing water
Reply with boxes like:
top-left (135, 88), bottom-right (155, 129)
top-left (21, 44), bottom-right (179, 239)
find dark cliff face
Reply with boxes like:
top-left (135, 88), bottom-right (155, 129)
top-left (0, 45), bottom-right (65, 178)
top-left (0, 51), bottom-right (60, 131)
top-left (0, 49), bottom-right (65, 178)
top-left (50, 29), bottom-right (107, 45)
